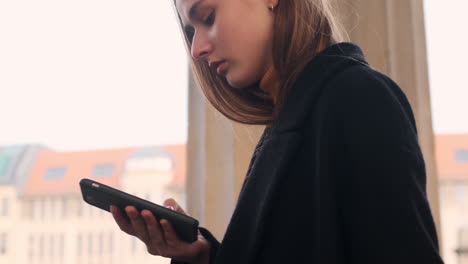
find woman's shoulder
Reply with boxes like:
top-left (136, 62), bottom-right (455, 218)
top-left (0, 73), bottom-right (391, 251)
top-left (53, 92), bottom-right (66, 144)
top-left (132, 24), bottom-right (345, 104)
top-left (324, 63), bottom-right (418, 130)
top-left (327, 64), bottom-right (398, 97)
top-left (326, 64), bottom-right (408, 107)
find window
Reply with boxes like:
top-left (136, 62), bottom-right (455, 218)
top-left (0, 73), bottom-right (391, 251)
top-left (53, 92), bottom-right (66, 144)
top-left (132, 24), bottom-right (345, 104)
top-left (1, 198), bottom-right (8, 217)
top-left (98, 232), bottom-right (104, 256)
top-left (131, 236), bottom-right (137, 254)
top-left (32, 200), bottom-right (38, 220)
top-left (44, 167), bottom-right (67, 180)
top-left (92, 163), bottom-right (115, 177)
top-left (24, 200), bottom-right (33, 219)
top-left (28, 235), bottom-right (34, 260)
top-left (455, 149), bottom-right (468, 163)
top-left (454, 185), bottom-right (466, 205)
top-left (61, 198), bottom-right (67, 218)
top-left (40, 199), bottom-right (45, 220)
top-left (88, 233), bottom-right (93, 256)
top-left (39, 234), bottom-right (44, 258)
top-left (51, 198), bottom-right (56, 219)
top-left (0, 233), bottom-right (7, 254)
top-left (59, 233), bottom-right (64, 257)
top-left (108, 233), bottom-right (113, 255)
top-left (50, 235), bottom-right (54, 257)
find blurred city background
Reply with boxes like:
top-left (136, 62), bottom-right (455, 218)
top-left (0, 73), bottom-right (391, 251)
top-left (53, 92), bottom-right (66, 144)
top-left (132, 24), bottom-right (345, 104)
top-left (0, 0), bottom-right (467, 264)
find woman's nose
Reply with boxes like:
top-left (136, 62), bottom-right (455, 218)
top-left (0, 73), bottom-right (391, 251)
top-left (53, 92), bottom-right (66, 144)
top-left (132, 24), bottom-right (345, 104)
top-left (191, 31), bottom-right (213, 60)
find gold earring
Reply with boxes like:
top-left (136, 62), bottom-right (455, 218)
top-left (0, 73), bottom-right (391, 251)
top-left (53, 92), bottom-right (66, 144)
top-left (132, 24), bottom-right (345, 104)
top-left (269, 4), bottom-right (275, 11)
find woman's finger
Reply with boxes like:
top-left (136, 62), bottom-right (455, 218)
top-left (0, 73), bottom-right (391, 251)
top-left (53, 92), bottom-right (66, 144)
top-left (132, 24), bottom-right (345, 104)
top-left (125, 206), bottom-right (150, 243)
top-left (110, 205), bottom-right (134, 235)
top-left (142, 210), bottom-right (167, 249)
top-left (160, 219), bottom-right (180, 247)
top-left (163, 198), bottom-right (187, 215)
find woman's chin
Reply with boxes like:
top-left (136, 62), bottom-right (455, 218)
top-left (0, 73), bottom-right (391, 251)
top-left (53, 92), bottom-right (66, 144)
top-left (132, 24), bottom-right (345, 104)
top-left (226, 75), bottom-right (257, 90)
top-left (227, 82), bottom-right (245, 89)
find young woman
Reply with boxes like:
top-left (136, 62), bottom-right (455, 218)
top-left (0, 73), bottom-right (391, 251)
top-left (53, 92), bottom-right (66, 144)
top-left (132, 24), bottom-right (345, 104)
top-left (110, 0), bottom-right (445, 263)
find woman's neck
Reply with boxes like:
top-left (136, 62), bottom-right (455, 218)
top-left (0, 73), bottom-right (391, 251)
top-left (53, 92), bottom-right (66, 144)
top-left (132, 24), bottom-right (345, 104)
top-left (259, 65), bottom-right (280, 104)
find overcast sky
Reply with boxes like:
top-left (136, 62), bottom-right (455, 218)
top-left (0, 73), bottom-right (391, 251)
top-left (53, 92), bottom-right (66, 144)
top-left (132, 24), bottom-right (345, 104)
top-left (424, 0), bottom-right (468, 134)
top-left (0, 0), bottom-right (188, 151)
top-left (0, 0), bottom-right (466, 151)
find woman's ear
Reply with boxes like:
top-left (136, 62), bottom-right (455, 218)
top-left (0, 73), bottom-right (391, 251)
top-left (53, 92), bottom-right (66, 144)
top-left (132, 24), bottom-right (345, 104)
top-left (265, 0), bottom-right (279, 10)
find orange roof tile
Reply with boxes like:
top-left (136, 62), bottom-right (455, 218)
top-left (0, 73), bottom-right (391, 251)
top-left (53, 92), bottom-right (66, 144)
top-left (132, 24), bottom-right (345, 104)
top-left (435, 134), bottom-right (468, 180)
top-left (22, 147), bottom-right (134, 196)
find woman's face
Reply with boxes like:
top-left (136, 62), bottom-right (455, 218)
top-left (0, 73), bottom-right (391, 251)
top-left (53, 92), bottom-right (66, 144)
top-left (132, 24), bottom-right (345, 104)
top-left (176, 0), bottom-right (277, 89)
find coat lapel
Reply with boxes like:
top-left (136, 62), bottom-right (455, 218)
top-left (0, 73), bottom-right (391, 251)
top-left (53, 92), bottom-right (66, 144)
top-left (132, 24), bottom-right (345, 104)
top-left (272, 43), bottom-right (368, 133)
top-left (215, 130), bottom-right (303, 264)
top-left (215, 43), bottom-right (369, 264)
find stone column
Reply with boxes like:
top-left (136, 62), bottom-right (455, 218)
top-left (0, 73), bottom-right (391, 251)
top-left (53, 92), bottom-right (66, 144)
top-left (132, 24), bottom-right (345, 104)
top-left (185, 73), bottom-right (263, 239)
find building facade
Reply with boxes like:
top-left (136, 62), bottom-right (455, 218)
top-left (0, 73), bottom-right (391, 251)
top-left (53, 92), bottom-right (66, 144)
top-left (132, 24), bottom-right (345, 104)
top-left (1, 144), bottom-right (185, 264)
top-left (436, 134), bottom-right (468, 264)
top-left (0, 145), bottom-right (44, 264)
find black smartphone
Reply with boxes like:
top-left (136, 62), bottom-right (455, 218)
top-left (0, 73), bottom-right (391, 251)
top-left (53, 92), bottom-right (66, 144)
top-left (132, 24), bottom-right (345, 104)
top-left (79, 178), bottom-right (199, 243)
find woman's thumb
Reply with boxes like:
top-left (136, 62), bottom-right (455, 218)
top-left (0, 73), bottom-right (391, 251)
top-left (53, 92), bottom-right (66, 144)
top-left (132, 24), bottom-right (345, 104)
top-left (163, 198), bottom-right (187, 215)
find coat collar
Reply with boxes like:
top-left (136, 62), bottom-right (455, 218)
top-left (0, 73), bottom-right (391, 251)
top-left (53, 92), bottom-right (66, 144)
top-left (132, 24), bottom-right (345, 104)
top-left (270, 42), bottom-right (368, 134)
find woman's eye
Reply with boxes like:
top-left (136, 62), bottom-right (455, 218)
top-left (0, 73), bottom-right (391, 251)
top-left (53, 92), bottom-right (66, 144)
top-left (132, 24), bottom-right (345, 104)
top-left (204, 12), bottom-right (215, 25)
top-left (185, 27), bottom-right (195, 43)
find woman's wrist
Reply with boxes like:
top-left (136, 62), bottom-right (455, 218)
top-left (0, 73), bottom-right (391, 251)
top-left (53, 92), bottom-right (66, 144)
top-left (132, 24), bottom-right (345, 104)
top-left (191, 240), bottom-right (211, 264)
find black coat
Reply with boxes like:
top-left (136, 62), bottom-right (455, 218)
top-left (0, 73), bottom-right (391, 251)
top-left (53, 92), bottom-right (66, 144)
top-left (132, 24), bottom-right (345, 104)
top-left (172, 43), bottom-right (444, 264)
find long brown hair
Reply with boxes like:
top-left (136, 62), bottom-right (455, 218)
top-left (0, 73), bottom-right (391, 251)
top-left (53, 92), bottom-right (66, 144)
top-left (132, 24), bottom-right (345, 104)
top-left (174, 0), bottom-right (347, 125)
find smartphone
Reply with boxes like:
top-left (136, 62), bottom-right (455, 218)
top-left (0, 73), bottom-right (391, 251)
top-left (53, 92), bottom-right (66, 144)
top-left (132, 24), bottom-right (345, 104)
top-left (79, 178), bottom-right (199, 243)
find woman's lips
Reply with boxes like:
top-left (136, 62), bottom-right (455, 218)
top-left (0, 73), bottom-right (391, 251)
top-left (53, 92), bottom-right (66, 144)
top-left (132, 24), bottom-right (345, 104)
top-left (209, 60), bottom-right (227, 76)
top-left (216, 61), bottom-right (227, 76)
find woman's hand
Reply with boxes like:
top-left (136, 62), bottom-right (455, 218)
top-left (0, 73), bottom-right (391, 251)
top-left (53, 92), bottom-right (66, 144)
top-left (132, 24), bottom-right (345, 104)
top-left (110, 198), bottom-right (211, 264)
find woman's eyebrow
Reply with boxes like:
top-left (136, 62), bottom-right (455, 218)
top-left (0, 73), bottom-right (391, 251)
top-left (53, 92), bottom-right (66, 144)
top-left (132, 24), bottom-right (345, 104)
top-left (187, 0), bottom-right (202, 22)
